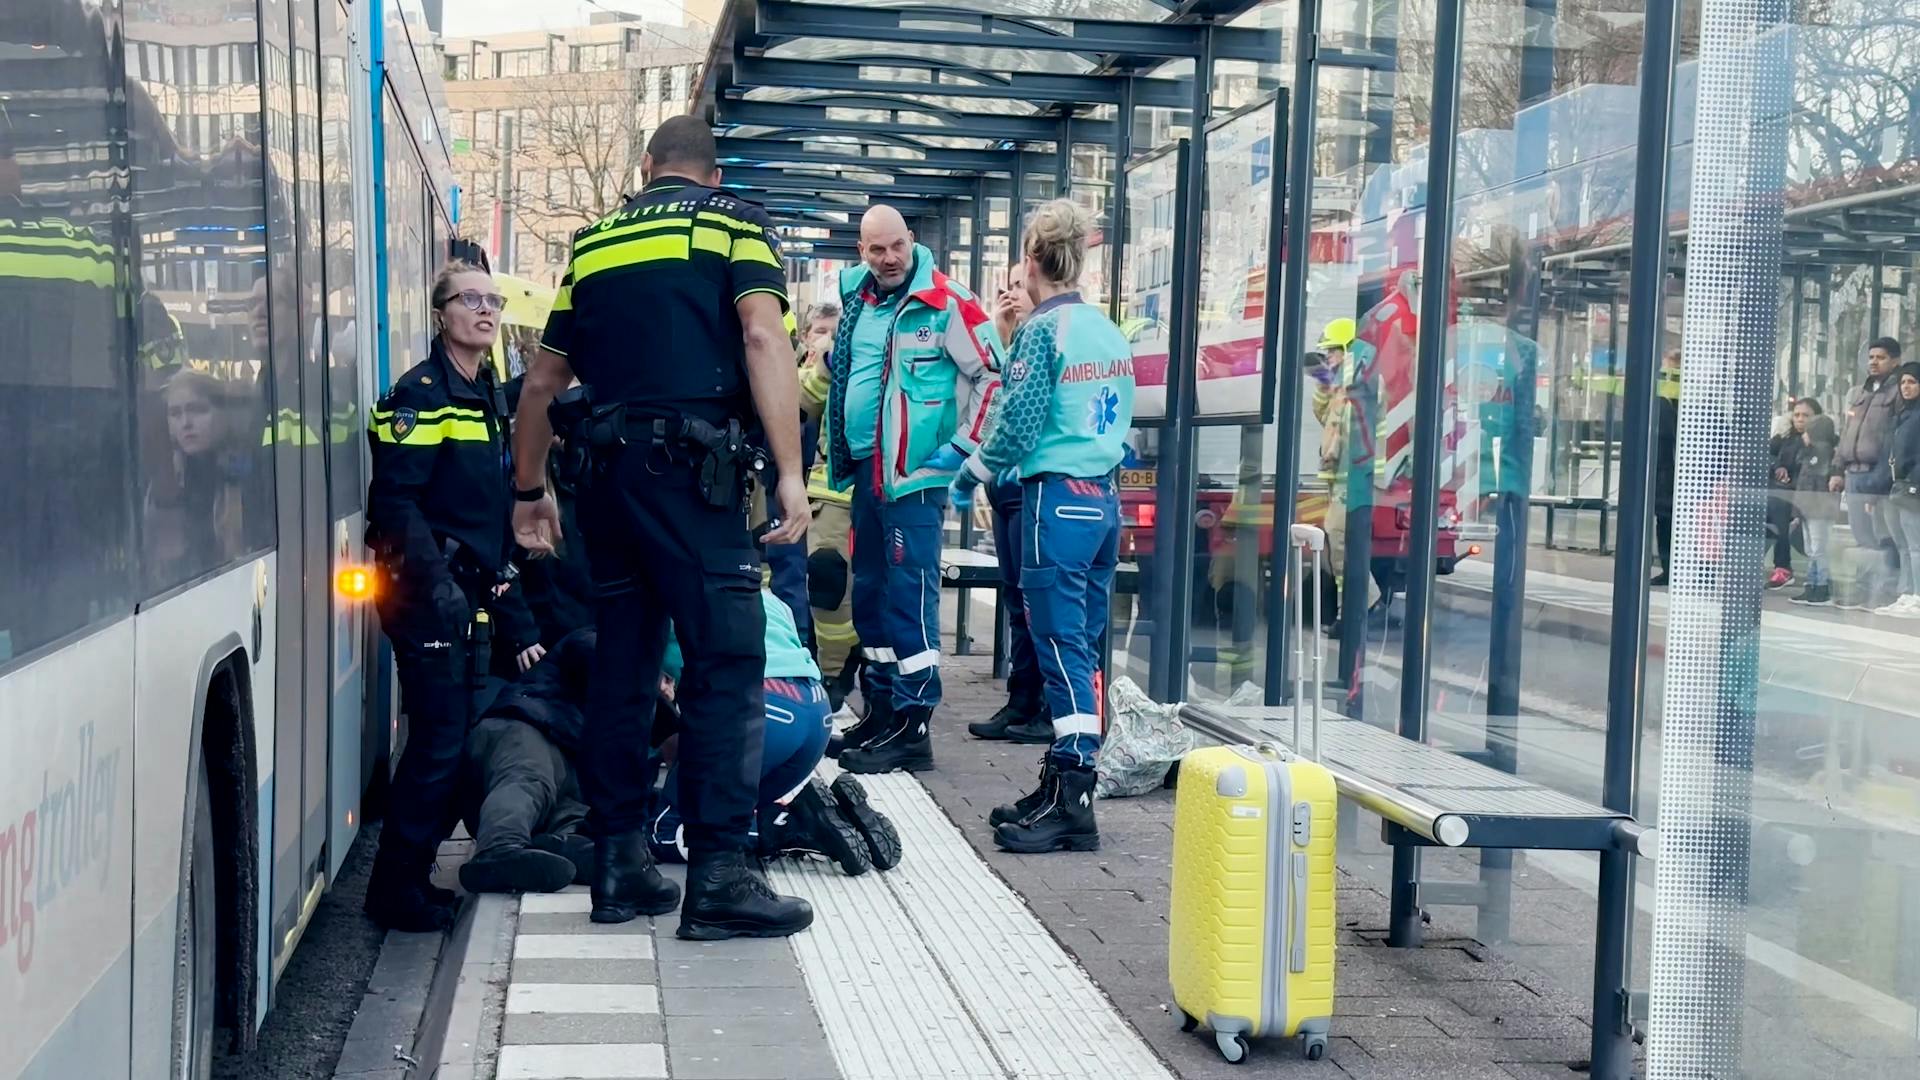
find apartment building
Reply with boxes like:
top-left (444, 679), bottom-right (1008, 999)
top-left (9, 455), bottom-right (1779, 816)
top-left (439, 12), bottom-right (713, 286)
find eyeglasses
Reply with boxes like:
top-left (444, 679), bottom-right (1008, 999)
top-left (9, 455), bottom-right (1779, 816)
top-left (439, 289), bottom-right (508, 313)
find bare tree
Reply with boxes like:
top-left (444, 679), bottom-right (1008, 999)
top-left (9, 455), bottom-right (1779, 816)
top-left (467, 66), bottom-right (651, 235)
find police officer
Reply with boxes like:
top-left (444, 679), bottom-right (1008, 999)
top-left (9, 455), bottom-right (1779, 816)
top-left (951, 200), bottom-right (1135, 854)
top-left (365, 261), bottom-right (544, 931)
top-left (510, 116), bottom-right (814, 937)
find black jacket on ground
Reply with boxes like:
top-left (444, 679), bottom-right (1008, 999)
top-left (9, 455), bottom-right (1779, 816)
top-left (482, 629), bottom-right (596, 754)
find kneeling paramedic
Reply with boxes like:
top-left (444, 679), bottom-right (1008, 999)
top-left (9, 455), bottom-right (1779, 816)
top-left (647, 589), bottom-right (901, 876)
top-left (510, 116), bottom-right (814, 938)
top-left (823, 204), bottom-right (1003, 773)
top-left (366, 262), bottom-right (543, 931)
top-left (951, 200), bottom-right (1135, 854)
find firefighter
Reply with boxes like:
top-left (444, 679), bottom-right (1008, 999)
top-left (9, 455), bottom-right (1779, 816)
top-left (509, 116), bottom-right (813, 938)
top-left (950, 200), bottom-right (1134, 853)
top-left (364, 261), bottom-right (544, 931)
top-left (823, 204), bottom-right (1004, 774)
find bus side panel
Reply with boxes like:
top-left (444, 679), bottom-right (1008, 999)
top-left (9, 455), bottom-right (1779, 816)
top-left (330, 516), bottom-right (369, 878)
top-left (1, 623), bottom-right (137, 1080)
top-left (128, 560), bottom-right (272, 1072)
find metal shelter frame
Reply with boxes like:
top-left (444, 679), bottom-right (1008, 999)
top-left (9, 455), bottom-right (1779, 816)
top-left (692, 2), bottom-right (1692, 1074)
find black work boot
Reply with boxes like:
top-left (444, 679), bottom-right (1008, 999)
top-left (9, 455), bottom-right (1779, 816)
top-left (989, 758), bottom-right (1058, 827)
top-left (532, 832), bottom-right (597, 886)
top-left (780, 780), bottom-right (871, 876)
top-left (840, 706), bottom-right (935, 774)
top-left (591, 829), bottom-right (681, 924)
top-left (459, 845), bottom-right (578, 895)
top-left (366, 845), bottom-right (456, 933)
top-left (994, 765), bottom-right (1100, 854)
top-left (1002, 716), bottom-right (1054, 744)
top-left (967, 694), bottom-right (1044, 740)
top-left (826, 697), bottom-right (894, 759)
top-left (678, 851), bottom-right (815, 940)
top-left (830, 775), bottom-right (902, 871)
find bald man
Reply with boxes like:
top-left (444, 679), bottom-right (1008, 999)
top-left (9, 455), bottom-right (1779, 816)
top-left (824, 204), bottom-right (1004, 774)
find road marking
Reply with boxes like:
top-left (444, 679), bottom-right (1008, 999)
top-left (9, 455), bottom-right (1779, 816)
top-left (496, 1042), bottom-right (667, 1079)
top-left (513, 934), bottom-right (654, 961)
top-left (507, 982), bottom-right (660, 1015)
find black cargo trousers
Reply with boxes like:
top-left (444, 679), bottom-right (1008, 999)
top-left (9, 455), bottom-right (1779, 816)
top-left (576, 440), bottom-right (768, 854)
top-left (463, 717), bottom-right (589, 857)
top-left (377, 570), bottom-right (492, 865)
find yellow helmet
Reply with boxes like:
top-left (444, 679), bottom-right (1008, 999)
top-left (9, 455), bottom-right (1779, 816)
top-left (1317, 317), bottom-right (1357, 351)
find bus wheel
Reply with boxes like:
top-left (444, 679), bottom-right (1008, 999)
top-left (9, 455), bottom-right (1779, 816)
top-left (173, 757), bottom-right (218, 1080)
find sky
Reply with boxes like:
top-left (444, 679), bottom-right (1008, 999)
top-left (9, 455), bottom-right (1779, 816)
top-left (443, 0), bottom-right (708, 36)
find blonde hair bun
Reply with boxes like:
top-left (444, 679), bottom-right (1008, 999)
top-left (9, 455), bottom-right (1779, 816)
top-left (1023, 198), bottom-right (1094, 286)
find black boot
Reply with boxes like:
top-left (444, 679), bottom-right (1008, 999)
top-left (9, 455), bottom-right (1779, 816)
top-left (826, 697), bottom-right (893, 759)
top-left (591, 829), bottom-right (681, 924)
top-left (459, 844), bottom-right (578, 894)
top-left (994, 765), bottom-right (1100, 853)
top-left (532, 832), bottom-right (597, 886)
top-left (678, 851), bottom-right (815, 940)
top-left (989, 758), bottom-right (1058, 827)
top-left (778, 780), bottom-right (871, 876)
top-left (840, 706), bottom-right (935, 774)
top-left (366, 844), bottom-right (456, 933)
top-left (967, 694), bottom-right (1043, 740)
top-left (1002, 716), bottom-right (1054, 744)
top-left (830, 775), bottom-right (902, 871)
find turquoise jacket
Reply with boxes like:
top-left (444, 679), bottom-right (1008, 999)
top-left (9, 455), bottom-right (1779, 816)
top-left (825, 244), bottom-right (1004, 498)
top-left (662, 590), bottom-right (820, 684)
top-left (967, 292), bottom-right (1135, 481)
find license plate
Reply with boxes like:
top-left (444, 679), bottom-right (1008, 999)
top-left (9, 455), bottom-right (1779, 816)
top-left (1119, 468), bottom-right (1157, 488)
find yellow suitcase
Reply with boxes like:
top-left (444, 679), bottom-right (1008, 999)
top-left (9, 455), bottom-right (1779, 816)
top-left (1169, 526), bottom-right (1337, 1063)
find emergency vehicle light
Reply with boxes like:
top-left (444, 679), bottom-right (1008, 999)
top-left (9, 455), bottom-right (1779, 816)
top-left (336, 565), bottom-right (377, 602)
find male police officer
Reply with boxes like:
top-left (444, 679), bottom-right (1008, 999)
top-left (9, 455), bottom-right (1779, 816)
top-left (510, 117), bottom-right (813, 937)
top-left (824, 205), bottom-right (1003, 774)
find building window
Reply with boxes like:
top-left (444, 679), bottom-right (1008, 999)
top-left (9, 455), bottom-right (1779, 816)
top-left (672, 65), bottom-right (690, 103)
top-left (445, 53), bottom-right (470, 80)
top-left (658, 67), bottom-right (672, 103)
top-left (474, 109), bottom-right (495, 148)
top-left (495, 49), bottom-right (547, 78)
top-left (572, 42), bottom-right (619, 72)
top-left (546, 237), bottom-right (569, 265)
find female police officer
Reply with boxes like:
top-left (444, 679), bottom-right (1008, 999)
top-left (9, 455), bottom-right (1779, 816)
top-left (949, 200), bottom-right (1135, 854)
top-left (365, 260), bottom-right (543, 930)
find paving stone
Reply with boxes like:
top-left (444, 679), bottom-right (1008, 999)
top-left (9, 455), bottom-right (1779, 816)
top-left (667, 1012), bottom-right (840, 1047)
top-left (657, 952), bottom-right (806, 988)
top-left (517, 912), bottom-right (656, 935)
top-left (496, 1041), bottom-right (666, 1079)
top-left (512, 958), bottom-right (657, 984)
top-left (501, 1011), bottom-right (667, 1045)
top-left (659, 985), bottom-right (825, 1019)
top-left (666, 1040), bottom-right (842, 1080)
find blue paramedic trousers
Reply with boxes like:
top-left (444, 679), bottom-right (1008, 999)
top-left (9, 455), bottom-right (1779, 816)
top-left (1021, 474), bottom-right (1120, 769)
top-left (650, 678), bottom-right (833, 858)
top-left (849, 460), bottom-right (945, 710)
top-left (988, 476), bottom-right (1044, 706)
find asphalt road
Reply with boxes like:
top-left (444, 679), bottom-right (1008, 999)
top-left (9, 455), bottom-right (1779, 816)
top-left (212, 822), bottom-right (387, 1080)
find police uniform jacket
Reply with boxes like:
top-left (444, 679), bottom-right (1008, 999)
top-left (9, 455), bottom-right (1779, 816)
top-left (367, 338), bottom-right (535, 643)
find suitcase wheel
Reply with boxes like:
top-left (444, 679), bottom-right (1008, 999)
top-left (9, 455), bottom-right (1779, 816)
top-left (1176, 1008), bottom-right (1198, 1033)
top-left (1215, 1032), bottom-right (1250, 1064)
top-left (1302, 1034), bottom-right (1328, 1062)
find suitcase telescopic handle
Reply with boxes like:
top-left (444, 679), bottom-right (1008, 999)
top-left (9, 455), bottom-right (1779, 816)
top-left (1289, 526), bottom-right (1327, 760)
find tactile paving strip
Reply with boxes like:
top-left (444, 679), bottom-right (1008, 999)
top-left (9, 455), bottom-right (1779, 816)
top-left (771, 771), bottom-right (1174, 1080)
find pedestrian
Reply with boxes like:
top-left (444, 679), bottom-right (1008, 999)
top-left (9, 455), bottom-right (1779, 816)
top-left (969, 261), bottom-right (1052, 744)
top-left (1790, 403), bottom-right (1841, 606)
top-left (822, 203), bottom-right (1004, 773)
top-left (1873, 363), bottom-right (1920, 617)
top-left (951, 198), bottom-right (1135, 854)
top-left (1767, 400), bottom-right (1812, 589)
top-left (1832, 337), bottom-right (1903, 607)
top-left (509, 115), bottom-right (814, 938)
top-left (363, 260), bottom-right (544, 931)
top-left (1650, 349), bottom-right (1681, 587)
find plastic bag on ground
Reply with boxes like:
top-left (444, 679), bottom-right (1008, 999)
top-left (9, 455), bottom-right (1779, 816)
top-left (1096, 676), bottom-right (1202, 799)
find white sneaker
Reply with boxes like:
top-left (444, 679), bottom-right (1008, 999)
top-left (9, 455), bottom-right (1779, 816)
top-left (1873, 596), bottom-right (1908, 616)
top-left (1896, 595), bottom-right (1920, 618)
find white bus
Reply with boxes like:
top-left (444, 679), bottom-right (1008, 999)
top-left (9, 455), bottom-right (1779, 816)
top-left (0, 1), bottom-right (454, 1076)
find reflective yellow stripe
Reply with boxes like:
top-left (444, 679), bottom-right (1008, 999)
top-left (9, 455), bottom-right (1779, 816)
top-left (814, 620), bottom-right (858, 642)
top-left (0, 251), bottom-right (115, 287)
top-left (370, 417), bottom-right (491, 445)
top-left (369, 404), bottom-right (486, 424)
top-left (730, 236), bottom-right (780, 268)
top-left (696, 211), bottom-right (766, 235)
top-left (692, 225), bottom-right (731, 257)
top-left (573, 233), bottom-right (690, 283)
top-left (550, 281), bottom-right (572, 313)
top-left (0, 230), bottom-right (116, 258)
top-left (575, 215), bottom-right (694, 253)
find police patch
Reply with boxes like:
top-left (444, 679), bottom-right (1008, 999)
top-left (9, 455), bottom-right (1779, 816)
top-left (915, 326), bottom-right (933, 343)
top-left (391, 407), bottom-right (417, 441)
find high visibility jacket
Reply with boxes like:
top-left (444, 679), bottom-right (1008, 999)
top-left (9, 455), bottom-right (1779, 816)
top-left (366, 338), bottom-right (521, 606)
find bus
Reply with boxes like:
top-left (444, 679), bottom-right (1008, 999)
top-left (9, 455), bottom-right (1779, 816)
top-left (1, 1), bottom-right (454, 1076)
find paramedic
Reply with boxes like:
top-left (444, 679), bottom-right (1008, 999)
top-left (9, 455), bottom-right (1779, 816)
top-left (365, 261), bottom-right (544, 931)
top-left (951, 199), bottom-right (1134, 854)
top-left (823, 204), bottom-right (1004, 774)
top-left (968, 262), bottom-right (1049, 743)
top-left (510, 116), bottom-right (813, 938)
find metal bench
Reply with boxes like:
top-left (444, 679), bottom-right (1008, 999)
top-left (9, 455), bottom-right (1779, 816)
top-left (941, 547), bottom-right (1141, 678)
top-left (1176, 701), bottom-right (1657, 1052)
top-left (1530, 494), bottom-right (1616, 554)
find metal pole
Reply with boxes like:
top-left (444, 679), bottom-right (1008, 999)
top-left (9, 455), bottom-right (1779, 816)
top-left (1056, 115), bottom-right (1073, 196)
top-left (1592, 0), bottom-right (1681, 1069)
top-left (1009, 150), bottom-right (1026, 272)
top-left (970, 179), bottom-right (986, 295)
top-left (1263, 2), bottom-right (1321, 704)
top-left (498, 114), bottom-right (516, 274)
top-left (1155, 24), bottom-right (1213, 702)
top-left (1386, 0), bottom-right (1466, 951)
top-left (1109, 77), bottom-right (1134, 323)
